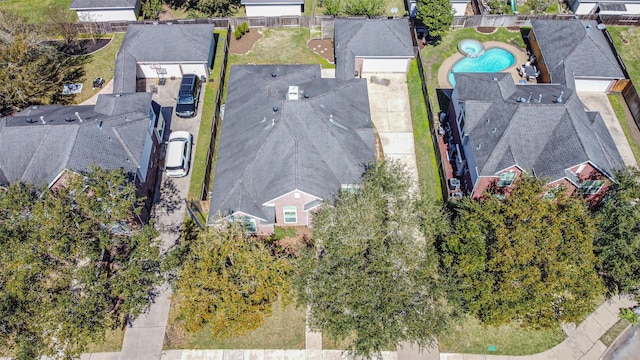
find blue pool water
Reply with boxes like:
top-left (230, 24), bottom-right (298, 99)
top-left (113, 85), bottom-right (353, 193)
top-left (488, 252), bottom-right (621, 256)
top-left (449, 48), bottom-right (516, 86)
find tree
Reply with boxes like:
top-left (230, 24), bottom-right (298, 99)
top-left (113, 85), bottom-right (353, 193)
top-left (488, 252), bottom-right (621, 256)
top-left (142, 0), bottom-right (164, 20)
top-left (0, 167), bottom-right (164, 359)
top-left (172, 221), bottom-right (291, 338)
top-left (343, 0), bottom-right (384, 16)
top-left (45, 5), bottom-right (80, 48)
top-left (0, 10), bottom-right (85, 115)
top-left (594, 168), bottom-right (640, 300)
top-left (294, 161), bottom-right (454, 358)
top-left (442, 177), bottom-right (604, 329)
top-left (487, 0), bottom-right (511, 14)
top-left (324, 0), bottom-right (342, 15)
top-left (416, 0), bottom-right (453, 41)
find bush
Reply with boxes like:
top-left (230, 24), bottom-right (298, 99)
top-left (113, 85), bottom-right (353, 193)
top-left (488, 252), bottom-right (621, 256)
top-left (241, 22), bottom-right (249, 34)
top-left (619, 308), bottom-right (639, 325)
top-left (234, 28), bottom-right (242, 40)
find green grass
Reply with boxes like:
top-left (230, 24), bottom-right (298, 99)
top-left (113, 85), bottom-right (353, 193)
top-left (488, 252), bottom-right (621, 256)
top-left (600, 319), bottom-right (631, 347)
top-left (72, 33), bottom-right (124, 105)
top-left (165, 300), bottom-right (306, 349)
top-left (438, 315), bottom-right (566, 356)
top-left (229, 28), bottom-right (334, 68)
top-left (407, 61), bottom-right (442, 201)
top-left (607, 27), bottom-right (640, 85)
top-left (609, 93), bottom-right (640, 164)
top-left (0, 0), bottom-right (74, 23)
top-left (421, 27), bottom-right (526, 113)
top-left (188, 30), bottom-right (228, 202)
top-left (85, 328), bottom-right (126, 353)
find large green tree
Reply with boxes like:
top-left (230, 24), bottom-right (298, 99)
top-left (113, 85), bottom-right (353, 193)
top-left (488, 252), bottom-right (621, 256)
top-left (442, 177), bottom-right (604, 329)
top-left (294, 161), bottom-right (454, 358)
top-left (416, 0), bottom-right (454, 40)
top-left (594, 168), bottom-right (640, 299)
top-left (172, 221), bottom-right (291, 338)
top-left (343, 0), bottom-right (384, 16)
top-left (0, 168), bottom-right (163, 359)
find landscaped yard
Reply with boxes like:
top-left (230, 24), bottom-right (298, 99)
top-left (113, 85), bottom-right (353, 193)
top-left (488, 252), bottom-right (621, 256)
top-left (72, 33), bottom-right (124, 105)
top-left (606, 27), bottom-right (640, 85)
top-left (609, 93), bottom-right (640, 164)
top-left (421, 27), bottom-right (526, 113)
top-left (438, 315), bottom-right (566, 356)
top-left (0, 0), bottom-right (74, 22)
top-left (164, 300), bottom-right (306, 349)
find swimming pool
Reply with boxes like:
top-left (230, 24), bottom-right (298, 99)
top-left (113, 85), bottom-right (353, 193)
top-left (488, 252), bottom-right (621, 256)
top-left (449, 48), bottom-right (516, 86)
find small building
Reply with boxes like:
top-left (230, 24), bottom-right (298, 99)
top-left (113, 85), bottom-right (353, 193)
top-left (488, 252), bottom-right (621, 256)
top-left (208, 65), bottom-right (375, 233)
top-left (334, 19), bottom-right (415, 80)
top-left (113, 24), bottom-right (216, 93)
top-left (241, 0), bottom-right (305, 16)
top-left (529, 20), bottom-right (626, 93)
top-left (443, 73), bottom-right (624, 203)
top-left (70, 0), bottom-right (141, 22)
top-left (0, 92), bottom-right (165, 220)
top-left (566, 0), bottom-right (640, 15)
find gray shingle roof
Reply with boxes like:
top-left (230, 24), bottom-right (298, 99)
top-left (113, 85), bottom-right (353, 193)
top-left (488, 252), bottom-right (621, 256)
top-left (208, 65), bottom-right (375, 223)
top-left (334, 19), bottom-right (415, 80)
top-left (453, 72), bottom-right (624, 181)
top-left (70, 0), bottom-right (139, 10)
top-left (531, 20), bottom-right (625, 88)
top-left (113, 24), bottom-right (215, 93)
top-left (0, 93), bottom-right (154, 187)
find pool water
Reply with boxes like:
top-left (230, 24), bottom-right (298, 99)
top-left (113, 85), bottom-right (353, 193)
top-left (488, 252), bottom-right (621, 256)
top-left (449, 48), bottom-right (516, 86)
top-left (458, 40), bottom-right (484, 56)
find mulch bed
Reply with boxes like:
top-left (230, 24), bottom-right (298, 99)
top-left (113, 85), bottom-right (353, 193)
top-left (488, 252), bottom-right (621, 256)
top-left (45, 38), bottom-right (111, 56)
top-left (506, 26), bottom-right (521, 32)
top-left (476, 27), bottom-right (498, 34)
top-left (308, 39), bottom-right (334, 63)
top-left (229, 30), bottom-right (263, 55)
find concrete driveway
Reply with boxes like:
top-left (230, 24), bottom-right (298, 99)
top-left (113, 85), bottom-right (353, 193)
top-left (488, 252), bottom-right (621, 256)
top-left (578, 92), bottom-right (637, 167)
top-left (363, 73), bottom-right (418, 182)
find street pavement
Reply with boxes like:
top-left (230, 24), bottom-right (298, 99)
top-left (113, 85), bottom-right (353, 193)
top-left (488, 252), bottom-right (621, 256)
top-left (602, 324), bottom-right (640, 360)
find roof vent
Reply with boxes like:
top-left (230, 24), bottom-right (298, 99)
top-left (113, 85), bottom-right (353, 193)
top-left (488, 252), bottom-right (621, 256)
top-left (65, 116), bottom-right (72, 122)
top-left (272, 106), bottom-right (279, 112)
top-left (527, 92), bottom-right (532, 103)
top-left (115, 94), bottom-right (121, 97)
top-left (124, 116), bottom-right (129, 121)
top-left (518, 97), bottom-right (527, 103)
top-left (271, 72), bottom-right (277, 77)
top-left (329, 114), bottom-right (334, 123)
top-left (538, 94), bottom-right (542, 103)
top-left (32, 105), bottom-right (39, 109)
top-left (75, 111), bottom-right (83, 122)
top-left (40, 116), bottom-right (46, 124)
top-left (25, 117), bottom-right (34, 123)
top-left (486, 119), bottom-right (490, 124)
top-left (556, 91), bottom-right (564, 104)
top-left (597, 23), bottom-right (606, 30)
top-left (492, 127), bottom-right (497, 133)
top-left (477, 144), bottom-right (482, 150)
top-left (288, 86), bottom-right (299, 100)
top-left (586, 24), bottom-right (592, 29)
top-left (493, 77), bottom-right (498, 81)
top-left (303, 93), bottom-right (309, 99)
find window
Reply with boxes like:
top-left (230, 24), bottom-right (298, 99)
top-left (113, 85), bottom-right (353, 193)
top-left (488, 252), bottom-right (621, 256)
top-left (497, 171), bottom-right (516, 187)
top-left (283, 206), bottom-right (297, 224)
top-left (229, 215), bottom-right (257, 233)
top-left (581, 180), bottom-right (605, 195)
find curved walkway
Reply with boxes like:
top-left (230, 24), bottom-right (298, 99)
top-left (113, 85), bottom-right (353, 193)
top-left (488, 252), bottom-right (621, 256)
top-left (440, 295), bottom-right (636, 360)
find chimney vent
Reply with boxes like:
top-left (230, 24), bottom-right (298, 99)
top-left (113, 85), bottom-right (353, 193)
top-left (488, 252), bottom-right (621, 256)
top-left (40, 116), bottom-right (46, 124)
top-left (272, 106), bottom-right (279, 112)
top-left (271, 72), bottom-right (277, 77)
top-left (556, 91), bottom-right (564, 103)
top-left (75, 111), bottom-right (83, 122)
top-left (26, 117), bottom-right (34, 123)
top-left (287, 86), bottom-right (299, 100)
top-left (538, 94), bottom-right (542, 103)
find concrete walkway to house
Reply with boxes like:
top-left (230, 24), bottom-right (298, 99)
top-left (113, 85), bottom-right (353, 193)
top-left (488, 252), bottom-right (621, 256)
top-left (363, 73), bottom-right (418, 182)
top-left (440, 295), bottom-right (636, 360)
top-left (578, 92), bottom-right (638, 167)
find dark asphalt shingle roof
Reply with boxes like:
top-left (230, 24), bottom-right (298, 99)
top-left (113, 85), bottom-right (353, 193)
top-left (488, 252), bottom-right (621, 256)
top-left (70, 0), bottom-right (139, 9)
top-left (0, 93), bottom-right (154, 187)
top-left (531, 20), bottom-right (625, 88)
top-left (334, 19), bottom-right (415, 80)
top-left (453, 72), bottom-right (624, 181)
top-left (114, 24), bottom-right (215, 93)
top-left (208, 65), bottom-right (375, 223)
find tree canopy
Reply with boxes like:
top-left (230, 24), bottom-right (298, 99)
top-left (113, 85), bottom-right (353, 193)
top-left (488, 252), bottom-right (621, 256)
top-left (172, 220), bottom-right (291, 339)
top-left (294, 161), bottom-right (454, 358)
top-left (416, 0), bottom-right (454, 40)
top-left (0, 168), bottom-right (163, 359)
top-left (594, 167), bottom-right (640, 300)
top-left (441, 177), bottom-right (604, 329)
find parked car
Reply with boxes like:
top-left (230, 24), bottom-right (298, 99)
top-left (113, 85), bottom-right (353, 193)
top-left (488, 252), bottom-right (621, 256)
top-left (165, 131), bottom-right (193, 178)
top-left (175, 74), bottom-right (201, 118)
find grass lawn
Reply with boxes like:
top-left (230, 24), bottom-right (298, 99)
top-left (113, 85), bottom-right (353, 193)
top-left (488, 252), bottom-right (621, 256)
top-left (0, 0), bottom-right (75, 23)
top-left (606, 27), bottom-right (640, 85)
top-left (421, 27), bottom-right (526, 114)
top-left (229, 28), bottom-right (334, 68)
top-left (407, 61), bottom-right (442, 201)
top-left (438, 315), bottom-right (566, 356)
top-left (85, 328), bottom-right (126, 353)
top-left (600, 319), bottom-right (631, 347)
top-left (164, 300), bottom-right (306, 349)
top-left (188, 30), bottom-right (228, 202)
top-left (72, 33), bottom-right (125, 105)
top-left (609, 93), bottom-right (640, 164)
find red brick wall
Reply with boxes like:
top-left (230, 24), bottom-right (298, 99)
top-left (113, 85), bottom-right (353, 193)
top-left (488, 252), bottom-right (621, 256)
top-left (253, 190), bottom-right (322, 234)
top-left (472, 166), bottom-right (522, 199)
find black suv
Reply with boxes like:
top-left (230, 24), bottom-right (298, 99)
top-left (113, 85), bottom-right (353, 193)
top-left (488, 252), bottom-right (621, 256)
top-left (176, 74), bottom-right (201, 118)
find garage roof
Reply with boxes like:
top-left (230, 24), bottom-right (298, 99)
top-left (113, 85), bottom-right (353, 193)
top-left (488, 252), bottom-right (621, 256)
top-left (70, 0), bottom-right (139, 10)
top-left (113, 24), bottom-right (215, 93)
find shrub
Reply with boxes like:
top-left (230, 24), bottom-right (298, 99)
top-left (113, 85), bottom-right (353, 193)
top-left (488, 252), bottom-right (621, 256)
top-left (234, 28), bottom-right (242, 40)
top-left (241, 22), bottom-right (249, 33)
top-left (619, 308), bottom-right (639, 325)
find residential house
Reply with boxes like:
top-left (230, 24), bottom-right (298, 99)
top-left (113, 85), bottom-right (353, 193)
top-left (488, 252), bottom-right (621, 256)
top-left (241, 0), bottom-right (304, 16)
top-left (334, 19), bottom-right (415, 80)
top-left (114, 24), bottom-right (216, 93)
top-left (207, 65), bottom-right (375, 233)
top-left (70, 0), bottom-right (141, 22)
top-left (566, 0), bottom-right (640, 15)
top-left (529, 20), bottom-right (626, 93)
top-left (0, 92), bottom-right (165, 221)
top-left (444, 72), bottom-right (624, 202)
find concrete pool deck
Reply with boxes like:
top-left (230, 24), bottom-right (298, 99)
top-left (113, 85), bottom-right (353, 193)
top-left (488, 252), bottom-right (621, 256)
top-left (438, 41), bottom-right (529, 88)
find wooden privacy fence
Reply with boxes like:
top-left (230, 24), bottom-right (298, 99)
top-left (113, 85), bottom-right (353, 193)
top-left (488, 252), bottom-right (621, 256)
top-left (200, 25), bottom-right (232, 202)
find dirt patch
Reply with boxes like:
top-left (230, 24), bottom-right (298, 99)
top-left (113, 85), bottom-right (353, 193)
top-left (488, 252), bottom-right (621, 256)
top-left (308, 39), bottom-right (334, 63)
top-left (476, 27), bottom-right (498, 34)
top-left (45, 38), bottom-right (111, 56)
top-left (506, 26), bottom-right (521, 32)
top-left (229, 30), bottom-right (264, 55)
top-left (158, 5), bottom-right (176, 21)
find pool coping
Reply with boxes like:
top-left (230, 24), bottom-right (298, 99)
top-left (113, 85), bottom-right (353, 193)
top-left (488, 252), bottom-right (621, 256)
top-left (438, 41), bottom-right (529, 88)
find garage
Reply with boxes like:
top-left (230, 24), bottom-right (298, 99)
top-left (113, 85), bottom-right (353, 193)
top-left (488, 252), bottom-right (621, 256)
top-left (241, 0), bottom-right (304, 16)
top-left (361, 57), bottom-right (410, 73)
top-left (574, 78), bottom-right (615, 93)
top-left (137, 64), bottom-right (183, 79)
top-left (70, 0), bottom-right (141, 22)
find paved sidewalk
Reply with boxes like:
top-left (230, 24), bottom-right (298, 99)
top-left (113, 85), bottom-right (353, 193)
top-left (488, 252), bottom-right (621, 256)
top-left (440, 295), bottom-right (636, 360)
top-left (159, 349), bottom-right (398, 360)
top-left (80, 80), bottom-right (114, 105)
